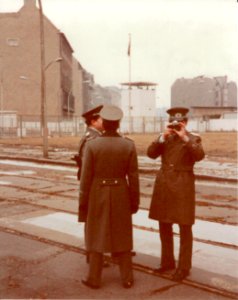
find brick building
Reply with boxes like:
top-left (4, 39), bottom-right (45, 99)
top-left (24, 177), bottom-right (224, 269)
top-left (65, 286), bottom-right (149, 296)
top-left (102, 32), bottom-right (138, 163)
top-left (0, 0), bottom-right (84, 119)
top-left (171, 76), bottom-right (237, 118)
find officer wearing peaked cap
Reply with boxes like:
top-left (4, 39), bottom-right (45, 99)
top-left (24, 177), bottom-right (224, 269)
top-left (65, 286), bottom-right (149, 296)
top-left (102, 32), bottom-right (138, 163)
top-left (99, 104), bottom-right (124, 121)
top-left (166, 107), bottom-right (189, 122)
top-left (73, 105), bottom-right (105, 266)
top-left (79, 105), bottom-right (139, 289)
top-left (73, 105), bottom-right (104, 181)
top-left (81, 105), bottom-right (104, 120)
top-left (147, 106), bottom-right (205, 281)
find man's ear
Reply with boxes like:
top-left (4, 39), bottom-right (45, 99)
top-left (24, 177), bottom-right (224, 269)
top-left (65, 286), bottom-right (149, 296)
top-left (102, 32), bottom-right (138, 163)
top-left (182, 120), bottom-right (188, 125)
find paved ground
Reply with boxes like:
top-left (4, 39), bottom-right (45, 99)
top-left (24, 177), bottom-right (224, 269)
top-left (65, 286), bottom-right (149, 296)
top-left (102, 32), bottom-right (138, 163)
top-left (1, 229), bottom-right (231, 300)
top-left (0, 147), bottom-right (237, 299)
top-left (0, 214), bottom-right (236, 300)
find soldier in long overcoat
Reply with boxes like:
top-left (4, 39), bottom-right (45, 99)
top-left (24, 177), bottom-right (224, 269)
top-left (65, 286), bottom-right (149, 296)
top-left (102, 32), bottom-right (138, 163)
top-left (147, 107), bottom-right (205, 281)
top-left (78, 105), bottom-right (140, 289)
top-left (73, 105), bottom-right (108, 265)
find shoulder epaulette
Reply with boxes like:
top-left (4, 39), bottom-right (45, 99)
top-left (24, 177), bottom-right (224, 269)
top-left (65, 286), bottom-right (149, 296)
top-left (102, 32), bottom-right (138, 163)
top-left (122, 135), bottom-right (133, 141)
top-left (87, 135), bottom-right (98, 142)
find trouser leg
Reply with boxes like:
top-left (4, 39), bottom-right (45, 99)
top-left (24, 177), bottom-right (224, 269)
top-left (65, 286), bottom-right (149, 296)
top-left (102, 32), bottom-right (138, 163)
top-left (87, 252), bottom-right (103, 286)
top-left (84, 224), bottom-right (90, 263)
top-left (159, 222), bottom-right (175, 268)
top-left (178, 224), bottom-right (193, 271)
top-left (117, 251), bottom-right (133, 284)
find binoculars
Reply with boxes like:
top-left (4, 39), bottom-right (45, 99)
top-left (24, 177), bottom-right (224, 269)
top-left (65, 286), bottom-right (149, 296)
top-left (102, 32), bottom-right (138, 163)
top-left (167, 120), bottom-right (181, 131)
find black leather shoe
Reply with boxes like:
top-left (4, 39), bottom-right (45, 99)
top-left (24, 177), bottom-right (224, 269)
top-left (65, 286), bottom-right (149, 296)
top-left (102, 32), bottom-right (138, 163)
top-left (123, 281), bottom-right (134, 288)
top-left (172, 269), bottom-right (190, 281)
top-left (81, 279), bottom-right (100, 289)
top-left (154, 265), bottom-right (175, 274)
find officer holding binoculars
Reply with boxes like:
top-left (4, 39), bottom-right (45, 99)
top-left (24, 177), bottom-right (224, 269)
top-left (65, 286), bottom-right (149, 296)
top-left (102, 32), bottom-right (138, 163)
top-left (147, 107), bottom-right (205, 281)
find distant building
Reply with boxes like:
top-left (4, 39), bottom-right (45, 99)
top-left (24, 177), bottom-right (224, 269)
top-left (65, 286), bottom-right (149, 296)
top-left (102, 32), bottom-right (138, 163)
top-left (171, 76), bottom-right (237, 119)
top-left (120, 82), bottom-right (157, 117)
top-left (104, 86), bottom-right (121, 107)
top-left (0, 0), bottom-right (84, 118)
top-left (80, 69), bottom-right (121, 114)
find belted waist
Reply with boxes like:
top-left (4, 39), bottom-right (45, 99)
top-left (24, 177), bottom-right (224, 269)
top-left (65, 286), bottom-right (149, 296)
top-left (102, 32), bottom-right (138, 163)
top-left (161, 164), bottom-right (193, 171)
top-left (162, 163), bottom-right (175, 169)
top-left (94, 177), bottom-right (126, 186)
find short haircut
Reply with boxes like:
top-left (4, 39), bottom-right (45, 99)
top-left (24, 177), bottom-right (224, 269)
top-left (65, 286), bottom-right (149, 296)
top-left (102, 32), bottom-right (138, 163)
top-left (102, 119), bottom-right (119, 131)
top-left (85, 115), bottom-right (100, 126)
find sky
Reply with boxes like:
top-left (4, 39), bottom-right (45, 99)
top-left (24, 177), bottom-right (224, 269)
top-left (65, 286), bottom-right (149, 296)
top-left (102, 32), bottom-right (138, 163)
top-left (0, 0), bottom-right (237, 107)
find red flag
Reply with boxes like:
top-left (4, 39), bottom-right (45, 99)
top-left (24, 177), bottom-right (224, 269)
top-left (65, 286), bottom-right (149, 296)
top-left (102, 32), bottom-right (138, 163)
top-left (127, 36), bottom-right (131, 56)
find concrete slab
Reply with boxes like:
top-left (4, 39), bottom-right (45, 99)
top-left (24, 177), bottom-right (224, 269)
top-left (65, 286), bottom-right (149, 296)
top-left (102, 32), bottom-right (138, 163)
top-left (1, 232), bottom-right (227, 299)
top-left (0, 170), bottom-right (36, 176)
top-left (0, 186), bottom-right (50, 202)
top-left (17, 211), bottom-right (238, 294)
top-left (134, 210), bottom-right (238, 246)
top-left (0, 180), bottom-right (12, 185)
top-left (0, 175), bottom-right (53, 189)
top-left (0, 159), bottom-right (76, 173)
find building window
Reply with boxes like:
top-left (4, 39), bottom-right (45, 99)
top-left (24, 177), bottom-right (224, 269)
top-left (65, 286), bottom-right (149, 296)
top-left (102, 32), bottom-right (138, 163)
top-left (62, 89), bottom-right (75, 118)
top-left (7, 38), bottom-right (19, 47)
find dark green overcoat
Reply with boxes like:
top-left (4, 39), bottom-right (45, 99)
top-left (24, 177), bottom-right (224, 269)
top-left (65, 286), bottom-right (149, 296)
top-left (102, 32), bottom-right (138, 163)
top-left (75, 127), bottom-right (102, 180)
top-left (78, 131), bottom-right (140, 253)
top-left (147, 132), bottom-right (205, 225)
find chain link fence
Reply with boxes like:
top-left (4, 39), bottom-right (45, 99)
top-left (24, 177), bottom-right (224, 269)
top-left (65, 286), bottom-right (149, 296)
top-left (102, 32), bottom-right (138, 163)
top-left (0, 113), bottom-right (237, 138)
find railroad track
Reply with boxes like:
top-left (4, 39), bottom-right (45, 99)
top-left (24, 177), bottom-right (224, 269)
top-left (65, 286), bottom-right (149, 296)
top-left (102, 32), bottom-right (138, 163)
top-left (0, 155), bottom-right (237, 183)
top-left (0, 156), bottom-right (237, 225)
top-left (0, 156), bottom-right (237, 298)
top-left (0, 224), bottom-right (237, 300)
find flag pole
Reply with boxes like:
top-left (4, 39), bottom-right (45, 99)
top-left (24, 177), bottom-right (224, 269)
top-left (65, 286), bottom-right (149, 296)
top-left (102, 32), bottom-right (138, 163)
top-left (128, 33), bottom-right (132, 133)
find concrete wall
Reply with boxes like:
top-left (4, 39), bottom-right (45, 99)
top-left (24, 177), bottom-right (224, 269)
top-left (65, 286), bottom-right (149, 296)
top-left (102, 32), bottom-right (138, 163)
top-left (0, 0), bottom-right (83, 118)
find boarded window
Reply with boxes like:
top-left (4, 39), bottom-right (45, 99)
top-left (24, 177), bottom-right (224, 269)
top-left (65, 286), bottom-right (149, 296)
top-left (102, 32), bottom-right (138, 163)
top-left (7, 38), bottom-right (19, 47)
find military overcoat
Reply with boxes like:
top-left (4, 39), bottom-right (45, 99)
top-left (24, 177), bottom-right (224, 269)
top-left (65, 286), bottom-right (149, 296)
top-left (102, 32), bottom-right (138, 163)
top-left (75, 127), bottom-right (102, 180)
top-left (78, 131), bottom-right (140, 253)
top-left (78, 127), bottom-right (102, 155)
top-left (147, 132), bottom-right (205, 225)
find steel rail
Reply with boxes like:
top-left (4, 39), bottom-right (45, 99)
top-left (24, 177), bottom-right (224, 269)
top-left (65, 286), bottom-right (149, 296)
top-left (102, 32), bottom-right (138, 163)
top-left (0, 155), bottom-right (237, 183)
top-left (0, 196), bottom-right (237, 251)
top-left (0, 225), bottom-right (237, 300)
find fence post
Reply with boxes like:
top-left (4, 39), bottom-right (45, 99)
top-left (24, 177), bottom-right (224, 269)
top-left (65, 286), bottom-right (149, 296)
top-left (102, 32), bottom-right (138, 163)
top-left (58, 116), bottom-right (61, 137)
top-left (74, 116), bottom-right (78, 136)
top-left (19, 115), bottom-right (23, 138)
top-left (142, 116), bottom-right (145, 133)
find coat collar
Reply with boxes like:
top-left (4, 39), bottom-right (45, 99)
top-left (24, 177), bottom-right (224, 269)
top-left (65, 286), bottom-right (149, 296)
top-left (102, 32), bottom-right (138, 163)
top-left (102, 130), bottom-right (121, 137)
top-left (87, 126), bottom-right (102, 135)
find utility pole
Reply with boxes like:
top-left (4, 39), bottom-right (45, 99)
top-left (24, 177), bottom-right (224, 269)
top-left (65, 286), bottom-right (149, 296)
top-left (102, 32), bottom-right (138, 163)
top-left (127, 33), bottom-right (132, 133)
top-left (0, 56), bottom-right (4, 136)
top-left (38, 0), bottom-right (48, 158)
top-left (128, 33), bottom-right (132, 133)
